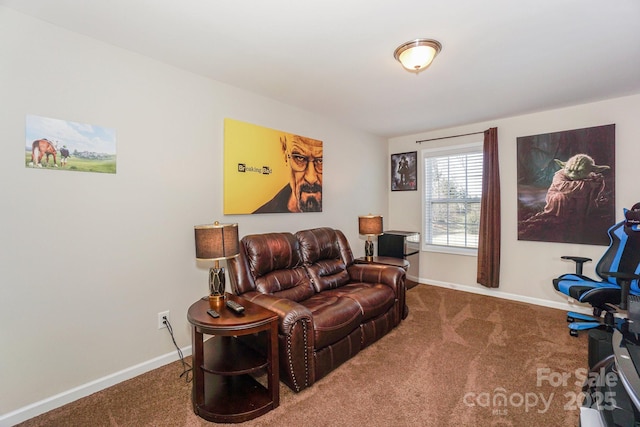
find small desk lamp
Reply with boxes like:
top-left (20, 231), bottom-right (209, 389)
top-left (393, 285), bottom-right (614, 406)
top-left (358, 214), bottom-right (383, 261)
top-left (194, 221), bottom-right (239, 304)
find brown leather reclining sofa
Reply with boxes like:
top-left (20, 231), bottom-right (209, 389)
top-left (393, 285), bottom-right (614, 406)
top-left (227, 227), bottom-right (406, 392)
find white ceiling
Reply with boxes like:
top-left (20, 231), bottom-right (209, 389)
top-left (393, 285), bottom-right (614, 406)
top-left (2, 0), bottom-right (640, 138)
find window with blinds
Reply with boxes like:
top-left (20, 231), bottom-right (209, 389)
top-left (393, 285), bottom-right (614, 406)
top-left (422, 143), bottom-right (483, 253)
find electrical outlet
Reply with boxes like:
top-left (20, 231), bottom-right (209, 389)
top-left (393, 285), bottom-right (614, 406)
top-left (158, 311), bottom-right (170, 329)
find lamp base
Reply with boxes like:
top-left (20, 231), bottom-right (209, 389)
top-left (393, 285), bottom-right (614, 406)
top-left (201, 294), bottom-right (226, 301)
top-left (208, 293), bottom-right (226, 309)
top-left (200, 266), bottom-right (227, 307)
top-left (365, 239), bottom-right (374, 261)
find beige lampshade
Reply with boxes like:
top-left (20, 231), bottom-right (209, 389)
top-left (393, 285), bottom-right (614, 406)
top-left (194, 222), bottom-right (239, 261)
top-left (358, 215), bottom-right (383, 236)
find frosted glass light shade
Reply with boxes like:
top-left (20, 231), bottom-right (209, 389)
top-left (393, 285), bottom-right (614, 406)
top-left (394, 39), bottom-right (442, 73)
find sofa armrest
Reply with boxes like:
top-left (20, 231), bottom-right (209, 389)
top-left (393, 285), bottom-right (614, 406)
top-left (239, 291), bottom-right (315, 391)
top-left (348, 263), bottom-right (406, 323)
top-left (239, 291), bottom-right (314, 337)
top-left (347, 263), bottom-right (406, 295)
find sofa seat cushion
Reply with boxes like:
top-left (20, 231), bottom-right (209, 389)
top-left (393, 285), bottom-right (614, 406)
top-left (301, 294), bottom-right (363, 349)
top-left (322, 283), bottom-right (395, 321)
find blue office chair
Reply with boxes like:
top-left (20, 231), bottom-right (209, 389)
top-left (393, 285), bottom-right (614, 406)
top-left (553, 203), bottom-right (640, 336)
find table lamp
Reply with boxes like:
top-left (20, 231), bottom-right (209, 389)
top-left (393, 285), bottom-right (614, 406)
top-left (194, 221), bottom-right (239, 304)
top-left (358, 214), bottom-right (383, 261)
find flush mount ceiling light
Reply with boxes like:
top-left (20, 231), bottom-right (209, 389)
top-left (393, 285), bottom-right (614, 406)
top-left (393, 38), bottom-right (442, 73)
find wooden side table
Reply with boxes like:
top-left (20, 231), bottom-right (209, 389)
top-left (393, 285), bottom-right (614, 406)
top-left (354, 255), bottom-right (410, 270)
top-left (187, 293), bottom-right (279, 423)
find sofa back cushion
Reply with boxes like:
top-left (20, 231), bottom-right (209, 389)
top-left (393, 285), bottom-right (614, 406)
top-left (239, 232), bottom-right (315, 302)
top-left (296, 228), bottom-right (354, 292)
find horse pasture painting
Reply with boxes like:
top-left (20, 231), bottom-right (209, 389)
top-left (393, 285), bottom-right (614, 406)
top-left (25, 115), bottom-right (116, 174)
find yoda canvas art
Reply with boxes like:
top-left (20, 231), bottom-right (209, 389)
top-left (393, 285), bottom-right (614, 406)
top-left (517, 124), bottom-right (615, 245)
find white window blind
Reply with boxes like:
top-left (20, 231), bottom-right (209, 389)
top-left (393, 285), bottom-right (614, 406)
top-left (423, 143), bottom-right (483, 252)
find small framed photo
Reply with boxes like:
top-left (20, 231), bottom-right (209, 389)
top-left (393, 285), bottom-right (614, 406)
top-left (391, 151), bottom-right (417, 191)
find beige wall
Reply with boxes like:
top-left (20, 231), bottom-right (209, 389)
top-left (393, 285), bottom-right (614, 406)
top-left (388, 93), bottom-right (640, 307)
top-left (0, 7), bottom-right (387, 421)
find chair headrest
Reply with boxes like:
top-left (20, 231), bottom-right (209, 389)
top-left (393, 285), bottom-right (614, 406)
top-left (624, 202), bottom-right (640, 230)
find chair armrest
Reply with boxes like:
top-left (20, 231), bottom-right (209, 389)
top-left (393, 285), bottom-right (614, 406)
top-left (602, 271), bottom-right (640, 310)
top-left (561, 256), bottom-right (593, 276)
top-left (239, 291), bottom-right (314, 336)
top-left (604, 271), bottom-right (640, 282)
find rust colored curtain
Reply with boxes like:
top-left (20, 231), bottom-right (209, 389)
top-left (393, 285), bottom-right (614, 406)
top-left (477, 127), bottom-right (501, 288)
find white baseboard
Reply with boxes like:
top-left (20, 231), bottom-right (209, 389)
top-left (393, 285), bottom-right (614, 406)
top-left (406, 273), bottom-right (419, 283)
top-left (0, 346), bottom-right (192, 427)
top-left (415, 277), bottom-right (592, 315)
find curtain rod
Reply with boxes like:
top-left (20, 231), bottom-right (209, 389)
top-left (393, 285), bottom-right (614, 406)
top-left (416, 130), bottom-right (485, 144)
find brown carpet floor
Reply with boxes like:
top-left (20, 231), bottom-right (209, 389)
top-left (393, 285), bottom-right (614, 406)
top-left (17, 284), bottom-right (588, 426)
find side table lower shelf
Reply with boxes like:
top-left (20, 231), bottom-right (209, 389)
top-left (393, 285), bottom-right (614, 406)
top-left (196, 336), bottom-right (274, 422)
top-left (197, 374), bottom-right (274, 422)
